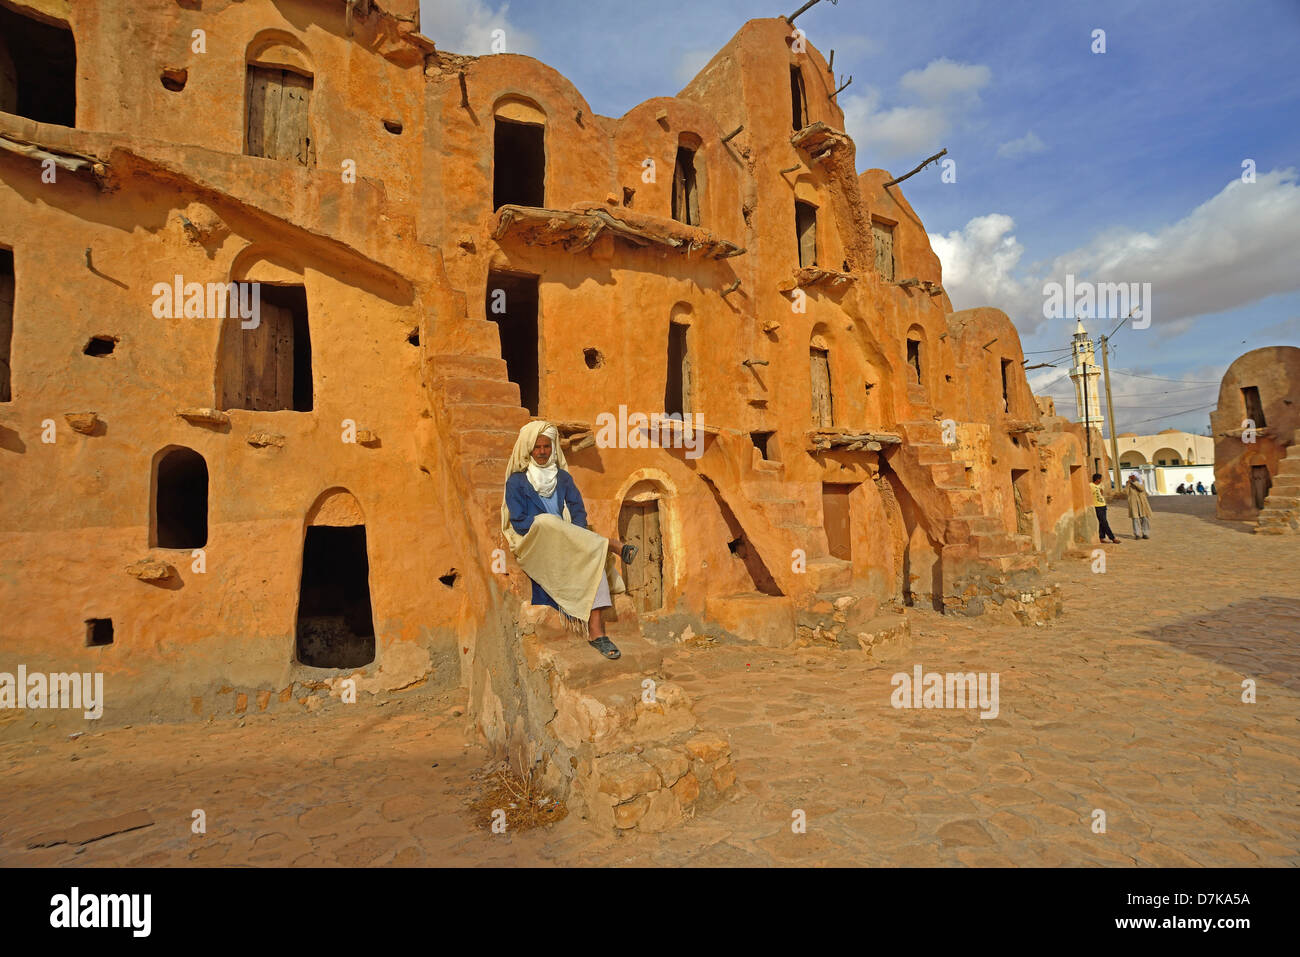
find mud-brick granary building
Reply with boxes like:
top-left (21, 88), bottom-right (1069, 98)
top-left (1211, 346), bottom-right (1300, 532)
top-left (0, 0), bottom-right (1090, 823)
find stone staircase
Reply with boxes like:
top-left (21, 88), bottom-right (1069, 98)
top-left (518, 599), bottom-right (738, 831)
top-left (740, 458), bottom-right (853, 594)
top-left (896, 418), bottom-right (1038, 572)
top-left (1255, 444), bottom-right (1300, 534)
top-left (699, 443), bottom-right (861, 647)
top-left (424, 300), bottom-right (738, 829)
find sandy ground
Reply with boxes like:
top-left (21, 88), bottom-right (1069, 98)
top-left (1, 495), bottom-right (1296, 867)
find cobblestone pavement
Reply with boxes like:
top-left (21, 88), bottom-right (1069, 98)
top-left (2, 496), bottom-right (1297, 866)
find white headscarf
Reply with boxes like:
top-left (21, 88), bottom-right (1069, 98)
top-left (505, 420), bottom-right (564, 497)
top-left (527, 433), bottom-right (561, 497)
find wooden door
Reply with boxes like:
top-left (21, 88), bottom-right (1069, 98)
top-left (1012, 470), bottom-right (1033, 536)
top-left (247, 66), bottom-right (315, 166)
top-left (219, 299), bottom-right (293, 411)
top-left (619, 501), bottom-right (664, 613)
top-left (822, 483), bottom-right (854, 561)
top-left (796, 202), bottom-right (817, 268)
top-left (810, 348), bottom-right (833, 427)
top-left (872, 222), bottom-right (895, 281)
top-left (1251, 465), bottom-right (1271, 510)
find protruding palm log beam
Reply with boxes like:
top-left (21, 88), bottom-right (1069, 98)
top-left (882, 148), bottom-right (948, 188)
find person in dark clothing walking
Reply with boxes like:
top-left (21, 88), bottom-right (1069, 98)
top-left (1091, 473), bottom-right (1120, 544)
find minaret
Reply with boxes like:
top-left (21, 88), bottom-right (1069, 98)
top-left (1069, 320), bottom-right (1104, 430)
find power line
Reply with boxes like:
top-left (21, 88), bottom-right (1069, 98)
top-left (1121, 403), bottom-right (1217, 426)
top-left (1104, 386), bottom-right (1217, 398)
top-left (1109, 370), bottom-right (1222, 384)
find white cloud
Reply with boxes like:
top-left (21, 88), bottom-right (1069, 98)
top-left (419, 0), bottom-right (534, 56)
top-left (898, 58), bottom-right (991, 102)
top-left (928, 213), bottom-right (1040, 321)
top-left (928, 168), bottom-right (1300, 337)
top-left (996, 130), bottom-right (1046, 159)
top-left (842, 58), bottom-right (991, 163)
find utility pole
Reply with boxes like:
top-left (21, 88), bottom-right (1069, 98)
top-left (1100, 335), bottom-right (1122, 491)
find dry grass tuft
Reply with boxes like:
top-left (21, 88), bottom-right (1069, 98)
top-left (466, 757), bottom-right (568, 832)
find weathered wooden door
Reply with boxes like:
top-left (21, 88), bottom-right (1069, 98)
top-left (1012, 469), bottom-right (1033, 536)
top-left (618, 501), bottom-right (664, 613)
top-left (822, 483), bottom-right (855, 561)
top-left (872, 221), bottom-right (894, 281)
top-left (246, 66), bottom-right (315, 166)
top-left (796, 202), bottom-right (817, 268)
top-left (810, 348), bottom-right (833, 427)
top-left (1251, 465), bottom-right (1272, 510)
top-left (219, 298), bottom-right (294, 411)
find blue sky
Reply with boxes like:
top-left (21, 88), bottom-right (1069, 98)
top-left (421, 0), bottom-right (1300, 435)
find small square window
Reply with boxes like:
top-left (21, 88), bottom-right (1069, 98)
top-left (85, 618), bottom-right (114, 646)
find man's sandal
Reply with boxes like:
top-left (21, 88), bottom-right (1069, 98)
top-left (620, 543), bottom-right (638, 564)
top-left (588, 635), bottom-right (621, 660)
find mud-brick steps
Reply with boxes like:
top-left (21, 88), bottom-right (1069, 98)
top-left (426, 349), bottom-right (529, 512)
top-left (898, 419), bottom-right (1040, 573)
top-left (517, 597), bottom-right (739, 832)
top-left (740, 459), bottom-right (854, 594)
top-left (1255, 444), bottom-right (1300, 534)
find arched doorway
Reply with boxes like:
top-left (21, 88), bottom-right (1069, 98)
top-left (618, 480), bottom-right (668, 613)
top-left (296, 488), bottom-right (375, 668)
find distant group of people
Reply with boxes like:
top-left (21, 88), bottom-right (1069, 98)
top-left (1091, 472), bottom-right (1153, 542)
top-left (1175, 482), bottom-right (1213, 495)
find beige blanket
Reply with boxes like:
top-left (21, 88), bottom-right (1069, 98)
top-left (507, 510), bottom-right (608, 623)
top-left (500, 421), bottom-right (625, 633)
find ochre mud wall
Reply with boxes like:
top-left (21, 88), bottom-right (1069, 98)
top-left (1211, 346), bottom-right (1300, 521)
top-left (0, 3), bottom-right (1085, 776)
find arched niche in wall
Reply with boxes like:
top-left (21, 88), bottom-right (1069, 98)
top-left (673, 132), bottom-right (704, 226)
top-left (666, 302), bottom-right (693, 416)
top-left (905, 323), bottom-right (927, 390)
top-left (150, 445), bottom-right (209, 549)
top-left (492, 94), bottom-right (547, 210)
top-left (244, 31), bottom-right (316, 166)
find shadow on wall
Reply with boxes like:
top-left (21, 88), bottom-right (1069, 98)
top-left (1136, 596), bottom-right (1300, 686)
